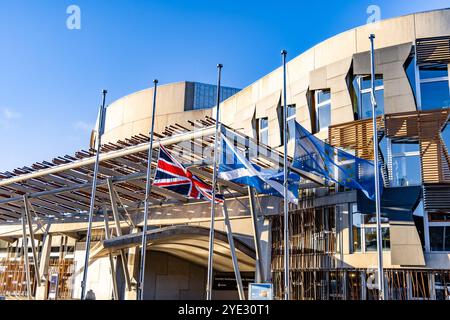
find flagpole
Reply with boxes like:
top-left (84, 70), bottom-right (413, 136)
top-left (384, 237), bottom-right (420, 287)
top-left (281, 49), bottom-right (290, 300)
top-left (138, 79), bottom-right (159, 300)
top-left (80, 89), bottom-right (107, 300)
top-left (206, 64), bottom-right (223, 301)
top-left (369, 34), bottom-right (385, 300)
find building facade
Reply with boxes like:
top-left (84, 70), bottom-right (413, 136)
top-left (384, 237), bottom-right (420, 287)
top-left (0, 8), bottom-right (450, 300)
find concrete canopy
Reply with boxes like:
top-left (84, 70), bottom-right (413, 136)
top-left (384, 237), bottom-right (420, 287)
top-left (101, 225), bottom-right (256, 273)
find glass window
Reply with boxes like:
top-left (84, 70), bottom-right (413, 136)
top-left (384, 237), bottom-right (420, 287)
top-left (429, 226), bottom-right (450, 251)
top-left (353, 75), bottom-right (384, 120)
top-left (390, 142), bottom-right (421, 187)
top-left (258, 117), bottom-right (269, 145)
top-left (442, 123), bottom-right (450, 147)
top-left (192, 83), bottom-right (240, 110)
top-left (420, 81), bottom-right (450, 110)
top-left (352, 205), bottom-right (362, 253)
top-left (351, 203), bottom-right (390, 253)
top-left (420, 64), bottom-right (448, 79)
top-left (315, 90), bottom-right (331, 131)
top-left (419, 63), bottom-right (450, 111)
top-left (364, 227), bottom-right (390, 252)
top-left (287, 104), bottom-right (296, 141)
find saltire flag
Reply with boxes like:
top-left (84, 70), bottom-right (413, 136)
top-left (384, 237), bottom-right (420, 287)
top-left (153, 146), bottom-right (224, 204)
top-left (218, 131), bottom-right (299, 204)
top-left (292, 121), bottom-right (382, 200)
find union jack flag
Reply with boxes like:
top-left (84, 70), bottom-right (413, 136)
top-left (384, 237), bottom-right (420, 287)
top-left (153, 146), bottom-right (224, 204)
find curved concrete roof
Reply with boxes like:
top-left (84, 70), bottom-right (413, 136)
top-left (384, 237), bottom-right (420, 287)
top-left (102, 225), bottom-right (256, 272)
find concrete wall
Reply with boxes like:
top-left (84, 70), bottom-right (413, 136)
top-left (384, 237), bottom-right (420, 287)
top-left (96, 82), bottom-right (212, 146)
top-left (218, 8), bottom-right (450, 147)
top-left (72, 242), bottom-right (114, 300)
top-left (95, 10), bottom-right (450, 150)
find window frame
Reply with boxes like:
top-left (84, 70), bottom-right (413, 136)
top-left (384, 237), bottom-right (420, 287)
top-left (315, 89), bottom-right (331, 132)
top-left (350, 203), bottom-right (391, 254)
top-left (258, 117), bottom-right (269, 146)
top-left (388, 139), bottom-right (422, 187)
top-left (425, 212), bottom-right (450, 253)
top-left (415, 61), bottom-right (450, 111)
top-left (286, 104), bottom-right (296, 141)
top-left (354, 75), bottom-right (384, 120)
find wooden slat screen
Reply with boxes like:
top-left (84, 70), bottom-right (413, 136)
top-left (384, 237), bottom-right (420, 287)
top-left (328, 117), bottom-right (384, 160)
top-left (423, 184), bottom-right (450, 212)
top-left (416, 36), bottom-right (450, 64)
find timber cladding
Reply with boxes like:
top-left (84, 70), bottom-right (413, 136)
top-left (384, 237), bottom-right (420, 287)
top-left (384, 109), bottom-right (450, 184)
top-left (328, 116), bottom-right (384, 160)
top-left (329, 109), bottom-right (450, 184)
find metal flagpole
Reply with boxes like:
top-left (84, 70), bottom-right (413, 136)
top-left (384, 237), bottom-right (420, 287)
top-left (369, 34), bottom-right (385, 300)
top-left (281, 49), bottom-right (290, 300)
top-left (206, 64), bottom-right (223, 301)
top-left (80, 90), bottom-right (108, 300)
top-left (138, 79), bottom-right (159, 300)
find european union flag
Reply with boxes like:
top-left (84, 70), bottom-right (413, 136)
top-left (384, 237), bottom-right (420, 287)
top-left (218, 128), bottom-right (300, 204)
top-left (292, 122), bottom-right (381, 200)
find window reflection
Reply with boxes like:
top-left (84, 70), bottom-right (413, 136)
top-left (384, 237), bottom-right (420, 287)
top-left (419, 63), bottom-right (450, 111)
top-left (315, 89), bottom-right (331, 131)
top-left (353, 75), bottom-right (384, 120)
top-left (192, 83), bottom-right (240, 110)
top-left (258, 117), bottom-right (269, 145)
top-left (351, 203), bottom-right (390, 253)
top-left (364, 227), bottom-right (390, 252)
top-left (390, 142), bottom-right (421, 187)
top-left (286, 105), bottom-right (296, 141)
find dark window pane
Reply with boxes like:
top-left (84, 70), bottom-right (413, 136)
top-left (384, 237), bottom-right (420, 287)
top-left (420, 64), bottom-right (448, 80)
top-left (428, 213), bottom-right (450, 222)
top-left (420, 81), bottom-right (450, 110)
top-left (405, 57), bottom-right (417, 100)
top-left (446, 227), bottom-right (450, 251)
top-left (430, 226), bottom-right (445, 251)
top-left (364, 227), bottom-right (390, 251)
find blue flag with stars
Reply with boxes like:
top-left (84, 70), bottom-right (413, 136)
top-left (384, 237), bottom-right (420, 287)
top-left (292, 122), bottom-right (381, 200)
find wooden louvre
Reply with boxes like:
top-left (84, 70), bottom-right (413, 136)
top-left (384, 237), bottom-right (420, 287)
top-left (385, 109), bottom-right (450, 184)
top-left (328, 116), bottom-right (384, 160)
top-left (416, 36), bottom-right (450, 65)
top-left (423, 184), bottom-right (450, 212)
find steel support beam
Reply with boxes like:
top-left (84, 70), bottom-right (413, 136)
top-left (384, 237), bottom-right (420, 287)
top-left (219, 187), bottom-right (245, 300)
top-left (107, 178), bottom-right (132, 291)
top-left (103, 211), bottom-right (119, 300)
top-left (21, 209), bottom-right (32, 300)
top-left (248, 187), bottom-right (265, 283)
top-left (23, 195), bottom-right (41, 284)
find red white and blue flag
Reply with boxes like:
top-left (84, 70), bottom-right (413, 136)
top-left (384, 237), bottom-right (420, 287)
top-left (153, 146), bottom-right (224, 204)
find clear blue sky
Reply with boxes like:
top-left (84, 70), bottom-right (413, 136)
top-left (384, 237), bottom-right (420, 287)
top-left (0, 0), bottom-right (448, 171)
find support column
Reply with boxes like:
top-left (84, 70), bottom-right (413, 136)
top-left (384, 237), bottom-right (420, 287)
top-left (259, 218), bottom-right (272, 283)
top-left (23, 196), bottom-right (41, 284)
top-left (219, 187), bottom-right (245, 300)
top-left (124, 227), bottom-right (140, 300)
top-left (103, 213), bottom-right (119, 300)
top-left (35, 233), bottom-right (52, 300)
top-left (21, 211), bottom-right (32, 300)
top-left (107, 178), bottom-right (132, 290)
top-left (248, 187), bottom-right (265, 282)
